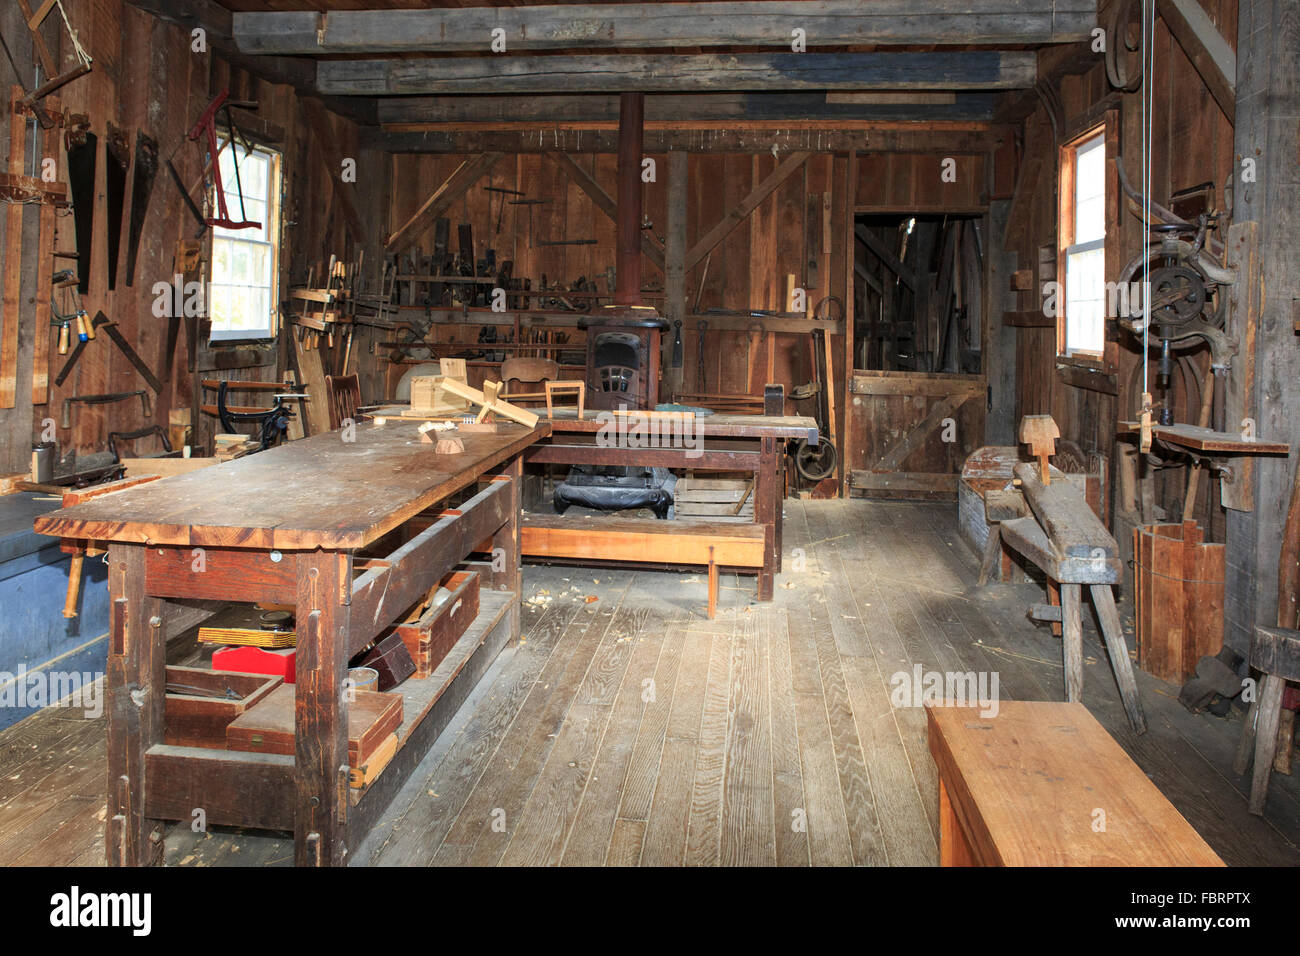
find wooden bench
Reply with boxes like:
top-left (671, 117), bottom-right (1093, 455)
top-left (926, 701), bottom-right (1224, 866)
top-left (521, 514), bottom-right (765, 618)
top-left (984, 462), bottom-right (1147, 734)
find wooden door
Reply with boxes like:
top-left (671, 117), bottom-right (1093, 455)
top-left (846, 370), bottom-right (985, 499)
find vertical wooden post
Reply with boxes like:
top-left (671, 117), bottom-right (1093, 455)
top-left (490, 454), bottom-right (524, 635)
top-left (105, 543), bottom-right (166, 866)
top-left (614, 92), bottom-right (644, 307)
top-left (663, 150), bottom-right (687, 401)
top-left (1061, 582), bottom-right (1083, 703)
top-left (294, 549), bottom-right (350, 867)
top-left (754, 436), bottom-right (778, 601)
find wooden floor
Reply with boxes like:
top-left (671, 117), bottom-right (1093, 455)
top-left (4, 499), bottom-right (1299, 866)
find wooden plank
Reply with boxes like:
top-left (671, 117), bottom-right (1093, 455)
top-left (686, 152), bottom-right (809, 272)
top-left (386, 153), bottom-right (504, 252)
top-left (144, 747), bottom-right (295, 830)
top-left (1013, 461), bottom-right (1118, 560)
top-left (0, 89), bottom-right (25, 409)
top-left (301, 97), bottom-right (364, 243)
top-left (872, 392), bottom-right (968, 471)
top-left (926, 702), bottom-right (1224, 866)
top-left (849, 371), bottom-right (984, 397)
top-left (546, 152), bottom-right (665, 272)
top-left (319, 52), bottom-right (1039, 96)
top-left (850, 471), bottom-right (959, 494)
top-left (521, 516), bottom-right (766, 567)
top-left (1156, 0), bottom-right (1236, 123)
top-left (236, 2), bottom-right (1095, 54)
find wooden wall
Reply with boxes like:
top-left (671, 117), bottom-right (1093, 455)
top-left (0, 0), bottom-right (372, 470)
top-left (1005, 0), bottom-right (1238, 530)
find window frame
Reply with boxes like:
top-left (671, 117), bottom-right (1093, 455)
top-left (207, 138), bottom-right (283, 344)
top-left (1057, 125), bottom-right (1108, 361)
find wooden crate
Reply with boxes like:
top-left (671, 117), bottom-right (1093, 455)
top-left (163, 665), bottom-right (283, 749)
top-left (226, 685), bottom-right (403, 768)
top-left (1133, 520), bottom-right (1225, 683)
top-left (409, 375), bottom-right (472, 416)
top-left (393, 569), bottom-right (480, 678)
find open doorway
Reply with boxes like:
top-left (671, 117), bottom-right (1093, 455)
top-left (853, 214), bottom-right (985, 375)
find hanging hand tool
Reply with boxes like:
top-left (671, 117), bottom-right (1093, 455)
top-left (124, 131), bottom-right (157, 287)
top-left (64, 118), bottom-right (95, 295)
top-left (104, 123), bottom-right (130, 291)
top-left (695, 320), bottom-right (707, 393)
top-left (186, 89), bottom-right (261, 231)
top-left (672, 319), bottom-right (683, 368)
top-left (60, 390), bottom-right (150, 430)
top-left (49, 270), bottom-right (87, 357)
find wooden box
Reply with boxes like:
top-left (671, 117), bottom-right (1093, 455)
top-left (225, 684), bottom-right (404, 768)
top-left (163, 665), bottom-right (283, 749)
top-left (409, 376), bottom-right (471, 416)
top-left (393, 569), bottom-right (480, 678)
top-left (1134, 520), bottom-right (1225, 683)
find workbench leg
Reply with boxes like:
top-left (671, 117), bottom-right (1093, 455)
top-left (938, 778), bottom-right (975, 866)
top-left (1061, 582), bottom-right (1083, 704)
top-left (1249, 673), bottom-right (1286, 815)
top-left (105, 543), bottom-right (166, 866)
top-left (755, 436), bottom-right (778, 602)
top-left (294, 550), bottom-right (351, 867)
top-left (977, 525), bottom-right (1002, 586)
top-left (490, 454), bottom-right (524, 637)
top-left (1090, 584), bottom-right (1147, 735)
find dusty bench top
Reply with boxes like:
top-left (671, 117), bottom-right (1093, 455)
top-left (927, 701), bottom-right (1224, 866)
top-left (33, 421), bottom-right (548, 551)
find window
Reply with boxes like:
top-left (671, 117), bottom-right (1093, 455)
top-left (1059, 130), bottom-right (1106, 357)
top-left (209, 141), bottom-right (281, 341)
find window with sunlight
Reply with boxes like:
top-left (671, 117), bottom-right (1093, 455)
top-left (209, 141), bottom-right (280, 341)
top-left (1061, 132), bottom-right (1105, 356)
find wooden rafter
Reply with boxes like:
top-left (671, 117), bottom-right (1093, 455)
top-left (233, 1), bottom-right (1095, 55)
top-left (385, 152), bottom-right (504, 253)
top-left (685, 151), bottom-right (809, 273)
top-left (1156, 0), bottom-right (1236, 124)
top-left (318, 52), bottom-right (1039, 97)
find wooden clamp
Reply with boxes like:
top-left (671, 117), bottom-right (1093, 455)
top-left (1019, 414), bottom-right (1060, 485)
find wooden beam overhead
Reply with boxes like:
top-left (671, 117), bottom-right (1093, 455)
top-left (385, 153), bottom-right (504, 252)
top-left (376, 92), bottom-right (997, 126)
top-left (686, 151), bottom-right (809, 273)
top-left (318, 52), bottom-right (1039, 96)
top-left (544, 153), bottom-right (666, 273)
top-left (1156, 0), bottom-right (1236, 123)
top-left (124, 0), bottom-right (375, 126)
top-left (234, 2), bottom-right (1096, 55)
top-left (379, 125), bottom-right (1009, 154)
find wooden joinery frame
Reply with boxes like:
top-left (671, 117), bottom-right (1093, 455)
top-left (685, 151), bottom-right (809, 272)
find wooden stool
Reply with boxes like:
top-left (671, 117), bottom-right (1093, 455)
top-left (987, 463), bottom-right (1147, 735)
top-left (1234, 625), bottom-right (1300, 815)
top-left (927, 701), bottom-right (1223, 866)
top-left (544, 380), bottom-right (585, 419)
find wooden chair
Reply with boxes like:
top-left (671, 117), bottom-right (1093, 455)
top-left (500, 357), bottom-right (558, 406)
top-left (325, 373), bottom-right (361, 430)
top-left (1234, 625), bottom-right (1300, 815)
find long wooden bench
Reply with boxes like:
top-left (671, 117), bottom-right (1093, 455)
top-left (521, 514), bottom-right (765, 618)
top-left (926, 701), bottom-right (1224, 866)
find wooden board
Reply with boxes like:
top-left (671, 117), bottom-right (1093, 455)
top-left (226, 685), bottom-right (403, 769)
top-left (521, 514), bottom-right (765, 567)
top-left (1117, 420), bottom-right (1288, 455)
top-left (927, 701), bottom-right (1224, 866)
top-left (34, 420), bottom-right (549, 550)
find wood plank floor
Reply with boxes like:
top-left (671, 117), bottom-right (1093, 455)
top-left (3, 500), bottom-right (1299, 866)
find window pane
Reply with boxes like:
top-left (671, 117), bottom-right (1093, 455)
top-left (210, 140), bottom-right (277, 340)
top-left (1074, 135), bottom-right (1105, 244)
top-left (1066, 247), bottom-right (1105, 353)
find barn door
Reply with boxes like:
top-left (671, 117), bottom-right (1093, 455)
top-left (846, 370), bottom-right (985, 499)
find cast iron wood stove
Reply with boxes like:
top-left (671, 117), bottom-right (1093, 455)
top-left (579, 306), bottom-right (668, 411)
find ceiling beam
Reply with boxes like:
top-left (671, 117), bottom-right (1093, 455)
top-left (234, 1), bottom-right (1095, 55)
top-left (123, 0), bottom-right (375, 126)
top-left (378, 125), bottom-right (1009, 154)
top-left (319, 51), bottom-right (1038, 96)
top-left (376, 92), bottom-right (997, 126)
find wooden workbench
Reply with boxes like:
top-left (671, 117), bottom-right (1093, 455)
top-left (527, 410), bottom-right (818, 601)
top-left (34, 419), bottom-right (548, 867)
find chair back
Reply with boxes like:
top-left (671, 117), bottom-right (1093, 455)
top-left (325, 373), bottom-right (361, 430)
